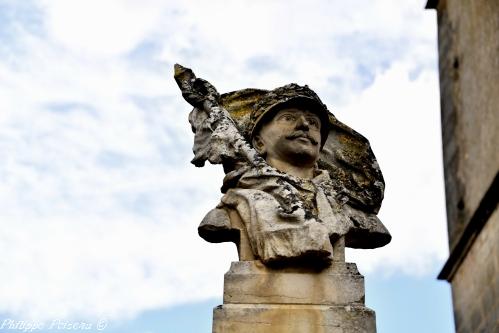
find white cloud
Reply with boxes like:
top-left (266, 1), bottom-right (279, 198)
top-left (0, 212), bottom-right (236, 321)
top-left (40, 0), bottom-right (163, 57)
top-left (343, 64), bottom-right (448, 276)
top-left (0, 0), bottom-right (443, 322)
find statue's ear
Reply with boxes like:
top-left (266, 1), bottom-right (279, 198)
top-left (252, 135), bottom-right (266, 155)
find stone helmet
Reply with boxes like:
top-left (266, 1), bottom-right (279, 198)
top-left (249, 83), bottom-right (330, 148)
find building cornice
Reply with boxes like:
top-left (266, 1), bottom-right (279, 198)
top-left (438, 172), bottom-right (499, 281)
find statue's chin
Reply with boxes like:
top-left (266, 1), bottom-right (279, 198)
top-left (268, 152), bottom-right (318, 171)
top-left (286, 148), bottom-right (319, 167)
top-left (287, 140), bottom-right (320, 162)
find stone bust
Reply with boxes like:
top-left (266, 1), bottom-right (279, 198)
top-left (174, 64), bottom-right (391, 269)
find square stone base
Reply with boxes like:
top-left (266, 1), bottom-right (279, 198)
top-left (223, 261), bottom-right (365, 305)
top-left (213, 303), bottom-right (376, 333)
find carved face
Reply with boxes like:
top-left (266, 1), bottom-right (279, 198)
top-left (253, 108), bottom-right (322, 168)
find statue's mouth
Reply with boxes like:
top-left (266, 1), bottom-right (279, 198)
top-left (286, 132), bottom-right (318, 145)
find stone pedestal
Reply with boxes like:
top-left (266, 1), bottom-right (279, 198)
top-left (212, 261), bottom-right (376, 333)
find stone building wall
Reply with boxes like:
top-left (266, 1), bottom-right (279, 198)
top-left (432, 0), bottom-right (499, 249)
top-left (451, 211), bottom-right (498, 332)
top-left (427, 0), bottom-right (499, 331)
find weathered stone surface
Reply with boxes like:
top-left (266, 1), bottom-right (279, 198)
top-left (433, 0), bottom-right (499, 251)
top-left (220, 87), bottom-right (385, 217)
top-left (174, 65), bottom-right (386, 332)
top-left (450, 210), bottom-right (499, 333)
top-left (211, 260), bottom-right (375, 332)
top-left (213, 304), bottom-right (376, 333)
top-left (428, 1), bottom-right (499, 332)
top-left (174, 64), bottom-right (390, 267)
top-left (223, 261), bottom-right (365, 305)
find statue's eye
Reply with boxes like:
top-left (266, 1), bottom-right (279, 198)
top-left (281, 114), bottom-right (296, 122)
top-left (307, 117), bottom-right (320, 128)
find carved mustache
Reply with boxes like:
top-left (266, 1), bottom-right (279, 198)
top-left (285, 132), bottom-right (318, 145)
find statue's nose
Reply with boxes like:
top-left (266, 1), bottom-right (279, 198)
top-left (295, 115), bottom-right (310, 130)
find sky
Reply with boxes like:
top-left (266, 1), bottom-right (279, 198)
top-left (0, 0), bottom-right (454, 332)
